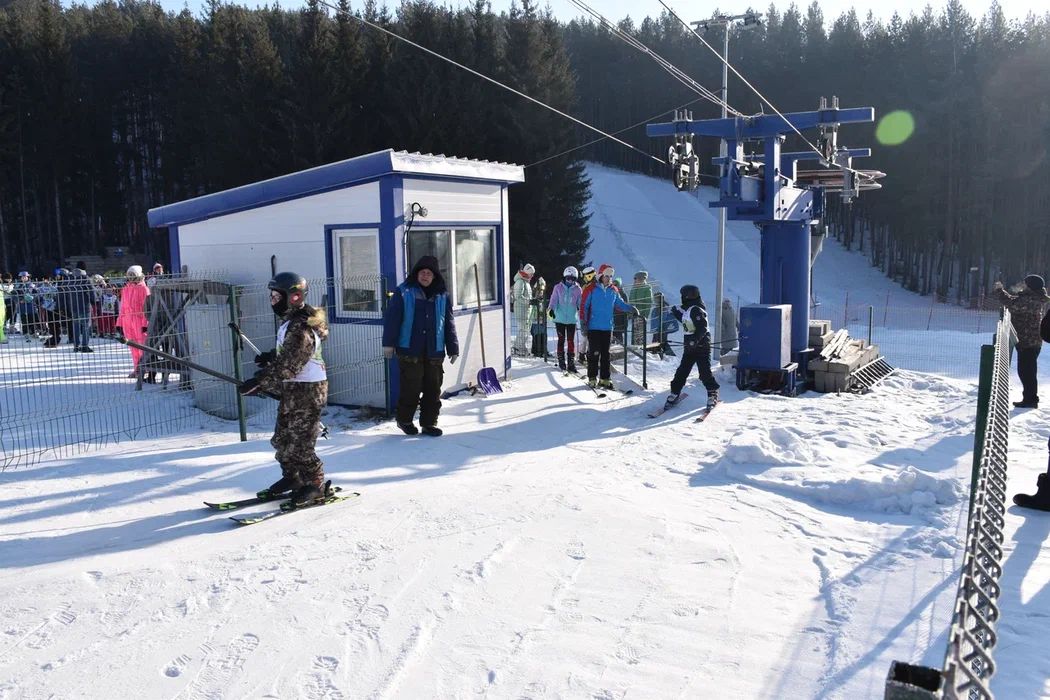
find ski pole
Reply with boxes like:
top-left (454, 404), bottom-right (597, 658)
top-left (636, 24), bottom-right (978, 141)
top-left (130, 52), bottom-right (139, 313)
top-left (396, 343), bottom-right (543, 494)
top-left (116, 336), bottom-right (279, 399)
top-left (228, 321), bottom-right (264, 355)
top-left (117, 337), bottom-right (331, 439)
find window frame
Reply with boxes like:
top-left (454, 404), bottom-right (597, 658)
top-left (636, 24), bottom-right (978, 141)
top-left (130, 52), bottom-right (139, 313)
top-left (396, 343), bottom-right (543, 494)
top-left (406, 226), bottom-right (499, 310)
top-left (331, 227), bottom-right (382, 319)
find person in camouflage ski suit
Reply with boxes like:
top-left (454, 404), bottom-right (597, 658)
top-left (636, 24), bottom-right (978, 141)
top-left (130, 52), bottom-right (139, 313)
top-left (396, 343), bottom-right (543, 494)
top-left (240, 272), bottom-right (329, 505)
top-left (995, 274), bottom-right (1050, 408)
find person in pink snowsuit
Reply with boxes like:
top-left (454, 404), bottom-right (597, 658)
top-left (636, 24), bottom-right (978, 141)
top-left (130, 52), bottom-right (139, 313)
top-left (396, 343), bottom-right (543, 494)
top-left (117, 265), bottom-right (151, 377)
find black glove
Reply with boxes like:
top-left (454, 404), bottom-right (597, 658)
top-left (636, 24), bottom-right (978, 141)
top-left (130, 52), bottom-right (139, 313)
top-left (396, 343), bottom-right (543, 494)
top-left (548, 308), bottom-right (555, 319)
top-left (239, 375), bottom-right (262, 396)
top-left (255, 349), bottom-right (276, 367)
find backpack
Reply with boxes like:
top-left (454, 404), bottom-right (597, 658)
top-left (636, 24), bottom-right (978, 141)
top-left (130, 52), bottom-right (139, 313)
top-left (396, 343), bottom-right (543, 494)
top-left (1042, 308), bottom-right (1050, 343)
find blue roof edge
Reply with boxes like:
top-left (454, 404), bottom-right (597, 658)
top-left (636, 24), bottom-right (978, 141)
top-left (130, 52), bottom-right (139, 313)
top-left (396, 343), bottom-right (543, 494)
top-left (147, 149), bottom-right (524, 228)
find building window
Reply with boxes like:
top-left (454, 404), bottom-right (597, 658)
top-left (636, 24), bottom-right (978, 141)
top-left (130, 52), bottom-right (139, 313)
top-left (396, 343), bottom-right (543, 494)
top-left (455, 229), bottom-right (495, 306)
top-left (407, 228), bottom-right (496, 308)
top-left (333, 228), bottom-right (381, 317)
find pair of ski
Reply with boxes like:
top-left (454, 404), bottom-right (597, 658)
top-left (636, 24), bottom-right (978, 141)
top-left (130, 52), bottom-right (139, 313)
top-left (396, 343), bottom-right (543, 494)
top-left (204, 482), bottom-right (360, 525)
top-left (647, 392), bottom-right (718, 422)
top-left (562, 370), bottom-right (633, 399)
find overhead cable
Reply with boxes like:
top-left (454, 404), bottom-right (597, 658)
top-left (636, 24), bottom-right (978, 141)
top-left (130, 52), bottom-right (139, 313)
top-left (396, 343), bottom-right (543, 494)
top-left (527, 97), bottom-right (720, 173)
top-left (324, 1), bottom-right (665, 167)
top-left (569, 0), bottom-right (742, 117)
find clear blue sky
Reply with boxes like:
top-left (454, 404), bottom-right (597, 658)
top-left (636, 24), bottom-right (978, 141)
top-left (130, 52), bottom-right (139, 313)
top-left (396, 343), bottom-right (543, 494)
top-left (152, 0), bottom-right (1043, 22)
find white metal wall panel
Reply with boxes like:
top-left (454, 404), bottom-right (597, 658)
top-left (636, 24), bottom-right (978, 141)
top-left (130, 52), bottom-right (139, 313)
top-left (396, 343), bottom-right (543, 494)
top-left (444, 308), bottom-right (504, 389)
top-left (401, 179), bottom-right (502, 223)
top-left (178, 183), bottom-right (379, 283)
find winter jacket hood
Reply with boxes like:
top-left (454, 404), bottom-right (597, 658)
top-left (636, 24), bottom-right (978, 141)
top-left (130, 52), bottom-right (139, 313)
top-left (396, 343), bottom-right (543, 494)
top-left (284, 304), bottom-right (330, 342)
top-left (408, 256), bottom-right (448, 296)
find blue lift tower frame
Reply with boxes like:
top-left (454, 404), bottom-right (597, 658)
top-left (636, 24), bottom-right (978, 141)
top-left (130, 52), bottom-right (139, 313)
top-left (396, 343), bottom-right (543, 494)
top-left (647, 102), bottom-right (878, 395)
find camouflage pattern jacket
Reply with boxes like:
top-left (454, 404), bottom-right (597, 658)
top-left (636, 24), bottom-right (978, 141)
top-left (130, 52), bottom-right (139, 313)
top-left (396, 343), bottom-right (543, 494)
top-left (257, 305), bottom-right (330, 394)
top-left (997, 286), bottom-right (1050, 349)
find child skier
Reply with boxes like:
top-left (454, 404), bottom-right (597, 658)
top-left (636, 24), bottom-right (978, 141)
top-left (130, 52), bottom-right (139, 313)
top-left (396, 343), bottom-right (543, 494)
top-left (547, 266), bottom-right (582, 372)
top-left (239, 272), bottom-right (330, 506)
top-left (581, 264), bottom-right (637, 389)
top-left (578, 265), bottom-right (596, 364)
top-left (664, 284), bottom-right (720, 410)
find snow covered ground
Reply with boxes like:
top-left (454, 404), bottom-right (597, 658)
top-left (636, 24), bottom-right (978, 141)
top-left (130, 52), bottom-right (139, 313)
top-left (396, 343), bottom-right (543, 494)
top-left (1, 164), bottom-right (1048, 699)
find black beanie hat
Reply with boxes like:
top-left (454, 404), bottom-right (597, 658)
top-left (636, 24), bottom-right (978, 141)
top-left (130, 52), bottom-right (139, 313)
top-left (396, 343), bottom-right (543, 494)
top-left (1025, 274), bottom-right (1045, 292)
top-left (412, 255), bottom-right (440, 276)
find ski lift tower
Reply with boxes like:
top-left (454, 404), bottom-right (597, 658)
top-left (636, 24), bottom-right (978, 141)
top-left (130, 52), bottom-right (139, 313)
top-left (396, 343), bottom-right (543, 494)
top-left (647, 98), bottom-right (883, 395)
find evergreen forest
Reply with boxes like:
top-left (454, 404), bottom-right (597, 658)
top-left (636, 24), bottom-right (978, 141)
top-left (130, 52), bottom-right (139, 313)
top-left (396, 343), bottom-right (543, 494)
top-left (0, 0), bottom-right (1047, 300)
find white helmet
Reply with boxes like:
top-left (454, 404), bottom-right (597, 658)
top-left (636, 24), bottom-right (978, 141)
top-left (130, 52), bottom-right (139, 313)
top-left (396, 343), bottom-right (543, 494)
top-left (521, 263), bottom-right (536, 276)
top-left (562, 266), bottom-right (578, 279)
top-left (126, 265), bottom-right (144, 279)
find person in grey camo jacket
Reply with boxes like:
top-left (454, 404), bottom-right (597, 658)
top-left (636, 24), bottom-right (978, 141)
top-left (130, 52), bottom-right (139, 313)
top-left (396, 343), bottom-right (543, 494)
top-left (995, 274), bottom-right (1050, 408)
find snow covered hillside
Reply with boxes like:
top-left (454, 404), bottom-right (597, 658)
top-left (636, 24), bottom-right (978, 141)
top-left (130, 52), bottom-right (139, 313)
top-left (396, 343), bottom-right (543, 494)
top-left (582, 163), bottom-right (1001, 378)
top-left (1, 164), bottom-right (1048, 699)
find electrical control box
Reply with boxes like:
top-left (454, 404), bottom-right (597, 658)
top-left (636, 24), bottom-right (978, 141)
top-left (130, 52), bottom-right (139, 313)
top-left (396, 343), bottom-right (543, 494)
top-left (738, 304), bottom-right (792, 370)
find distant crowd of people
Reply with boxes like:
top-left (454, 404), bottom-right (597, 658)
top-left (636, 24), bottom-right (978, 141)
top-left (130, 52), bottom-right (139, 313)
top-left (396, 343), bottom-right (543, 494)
top-left (0, 262), bottom-right (165, 377)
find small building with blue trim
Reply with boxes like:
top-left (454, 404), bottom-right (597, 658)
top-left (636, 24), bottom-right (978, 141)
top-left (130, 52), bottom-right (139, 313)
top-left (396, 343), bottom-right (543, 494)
top-left (147, 149), bottom-right (524, 409)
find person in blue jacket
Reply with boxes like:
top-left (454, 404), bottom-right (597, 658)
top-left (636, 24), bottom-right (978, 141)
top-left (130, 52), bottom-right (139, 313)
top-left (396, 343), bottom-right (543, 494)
top-left (382, 255), bottom-right (460, 437)
top-left (581, 264), bottom-right (637, 389)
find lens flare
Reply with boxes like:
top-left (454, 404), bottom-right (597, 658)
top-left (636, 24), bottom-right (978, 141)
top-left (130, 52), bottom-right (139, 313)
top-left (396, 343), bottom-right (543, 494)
top-left (875, 110), bottom-right (915, 146)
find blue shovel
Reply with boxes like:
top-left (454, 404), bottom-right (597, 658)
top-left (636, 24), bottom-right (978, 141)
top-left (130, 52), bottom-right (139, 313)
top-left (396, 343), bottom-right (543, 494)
top-left (473, 264), bottom-right (503, 394)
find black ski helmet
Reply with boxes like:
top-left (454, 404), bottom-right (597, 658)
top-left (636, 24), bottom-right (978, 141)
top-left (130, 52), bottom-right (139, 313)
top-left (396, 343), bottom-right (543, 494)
top-left (268, 272), bottom-right (308, 316)
top-left (680, 284), bottom-right (701, 302)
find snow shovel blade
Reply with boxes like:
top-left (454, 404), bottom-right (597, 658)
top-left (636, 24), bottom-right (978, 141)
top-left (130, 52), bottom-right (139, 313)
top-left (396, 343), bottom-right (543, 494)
top-left (477, 367), bottom-right (503, 394)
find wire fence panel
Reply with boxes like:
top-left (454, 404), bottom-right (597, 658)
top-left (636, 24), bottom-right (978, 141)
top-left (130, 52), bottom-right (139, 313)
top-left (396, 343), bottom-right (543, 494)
top-left (0, 272), bottom-right (387, 470)
top-left (884, 310), bottom-right (1012, 700)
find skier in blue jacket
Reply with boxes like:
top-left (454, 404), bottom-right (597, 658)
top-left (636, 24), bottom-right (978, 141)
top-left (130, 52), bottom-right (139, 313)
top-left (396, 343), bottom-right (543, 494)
top-left (382, 255), bottom-right (460, 437)
top-left (581, 264), bottom-right (637, 389)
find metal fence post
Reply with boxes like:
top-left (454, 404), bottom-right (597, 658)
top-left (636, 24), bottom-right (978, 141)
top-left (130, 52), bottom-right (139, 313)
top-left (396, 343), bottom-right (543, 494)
top-left (868, 305), bottom-right (874, 347)
top-left (228, 286), bottom-right (248, 442)
top-left (970, 343), bottom-right (995, 507)
top-left (641, 314), bottom-right (648, 389)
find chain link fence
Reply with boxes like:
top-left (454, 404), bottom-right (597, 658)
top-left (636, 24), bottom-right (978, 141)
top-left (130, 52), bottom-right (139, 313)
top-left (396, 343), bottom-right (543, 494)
top-left (0, 272), bottom-right (386, 470)
top-left (886, 310), bottom-right (1012, 699)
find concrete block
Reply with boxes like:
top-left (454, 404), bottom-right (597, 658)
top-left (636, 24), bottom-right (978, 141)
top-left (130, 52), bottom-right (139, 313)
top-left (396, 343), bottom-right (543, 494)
top-left (808, 319), bottom-right (831, 337)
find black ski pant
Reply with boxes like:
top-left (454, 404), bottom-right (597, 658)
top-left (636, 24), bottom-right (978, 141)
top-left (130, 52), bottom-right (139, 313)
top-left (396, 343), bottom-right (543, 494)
top-left (396, 353), bottom-right (444, 427)
top-left (587, 330), bottom-right (612, 380)
top-left (556, 323), bottom-right (576, 359)
top-left (1017, 346), bottom-right (1040, 404)
top-left (670, 344), bottom-right (720, 395)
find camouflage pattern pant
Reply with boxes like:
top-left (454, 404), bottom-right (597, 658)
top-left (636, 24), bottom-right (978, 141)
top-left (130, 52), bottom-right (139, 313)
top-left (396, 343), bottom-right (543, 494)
top-left (271, 380), bottom-right (328, 486)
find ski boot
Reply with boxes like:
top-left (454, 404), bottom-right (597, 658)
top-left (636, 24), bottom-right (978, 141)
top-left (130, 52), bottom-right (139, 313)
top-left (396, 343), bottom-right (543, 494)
top-left (586, 377), bottom-right (598, 388)
top-left (290, 479), bottom-right (329, 507)
top-left (1014, 473), bottom-right (1050, 511)
top-left (598, 379), bottom-right (614, 391)
top-left (421, 425), bottom-right (443, 437)
top-left (397, 421), bottom-right (419, 435)
top-left (557, 353), bottom-right (566, 371)
top-left (259, 474), bottom-right (302, 499)
top-left (567, 359), bottom-right (577, 374)
top-left (663, 393), bottom-right (680, 411)
top-left (706, 390), bottom-right (720, 410)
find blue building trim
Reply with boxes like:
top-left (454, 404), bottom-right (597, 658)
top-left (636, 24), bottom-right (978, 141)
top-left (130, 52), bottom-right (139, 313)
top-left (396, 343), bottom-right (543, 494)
top-left (147, 150), bottom-right (523, 228)
top-left (380, 175), bottom-right (403, 410)
top-left (322, 223), bottom-right (383, 327)
top-left (168, 225), bottom-right (181, 273)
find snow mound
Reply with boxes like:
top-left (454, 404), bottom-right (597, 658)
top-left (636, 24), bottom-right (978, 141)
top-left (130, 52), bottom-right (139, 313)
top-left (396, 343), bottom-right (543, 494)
top-left (720, 425), bottom-right (963, 517)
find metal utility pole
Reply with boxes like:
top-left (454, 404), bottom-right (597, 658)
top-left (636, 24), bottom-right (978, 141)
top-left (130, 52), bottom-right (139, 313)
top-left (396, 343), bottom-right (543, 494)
top-left (692, 11), bottom-right (761, 354)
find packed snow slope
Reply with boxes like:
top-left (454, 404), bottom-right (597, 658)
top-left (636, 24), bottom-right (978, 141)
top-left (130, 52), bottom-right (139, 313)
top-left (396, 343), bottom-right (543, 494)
top-left (1, 361), bottom-right (974, 699)
top-left (2, 163), bottom-right (1049, 699)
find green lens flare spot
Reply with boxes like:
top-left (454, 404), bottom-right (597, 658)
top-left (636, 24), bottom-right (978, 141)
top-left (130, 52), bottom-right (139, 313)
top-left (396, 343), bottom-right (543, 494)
top-left (876, 110), bottom-right (915, 146)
